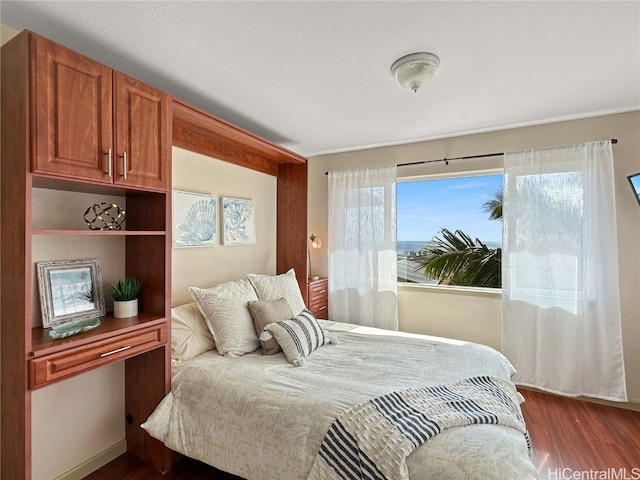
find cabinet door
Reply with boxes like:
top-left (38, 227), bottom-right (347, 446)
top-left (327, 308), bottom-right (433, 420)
top-left (32, 35), bottom-right (113, 183)
top-left (114, 72), bottom-right (169, 190)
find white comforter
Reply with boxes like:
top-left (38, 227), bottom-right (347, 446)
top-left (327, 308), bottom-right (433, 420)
top-left (142, 322), bottom-right (538, 480)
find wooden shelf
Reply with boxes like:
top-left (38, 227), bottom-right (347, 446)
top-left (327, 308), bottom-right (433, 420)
top-left (30, 321), bottom-right (167, 389)
top-left (32, 229), bottom-right (166, 236)
top-left (31, 313), bottom-right (167, 357)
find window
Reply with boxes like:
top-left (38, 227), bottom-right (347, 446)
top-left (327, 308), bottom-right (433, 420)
top-left (397, 173), bottom-right (503, 287)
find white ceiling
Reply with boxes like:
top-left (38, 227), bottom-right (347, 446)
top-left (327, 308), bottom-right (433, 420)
top-left (1, 1), bottom-right (639, 157)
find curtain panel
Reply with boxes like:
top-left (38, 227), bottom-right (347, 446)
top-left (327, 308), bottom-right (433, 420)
top-left (328, 165), bottom-right (398, 330)
top-left (502, 140), bottom-right (627, 401)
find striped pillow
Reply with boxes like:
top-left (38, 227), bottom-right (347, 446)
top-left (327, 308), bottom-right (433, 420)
top-left (265, 309), bottom-right (328, 366)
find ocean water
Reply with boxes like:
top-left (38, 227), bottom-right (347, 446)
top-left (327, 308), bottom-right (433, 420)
top-left (397, 239), bottom-right (501, 254)
top-left (397, 240), bottom-right (432, 254)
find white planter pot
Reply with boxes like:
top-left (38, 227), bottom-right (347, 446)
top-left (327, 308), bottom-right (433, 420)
top-left (113, 299), bottom-right (138, 318)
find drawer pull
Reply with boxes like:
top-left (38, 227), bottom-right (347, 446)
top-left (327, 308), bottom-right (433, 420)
top-left (100, 345), bottom-right (131, 358)
top-left (316, 289), bottom-right (327, 294)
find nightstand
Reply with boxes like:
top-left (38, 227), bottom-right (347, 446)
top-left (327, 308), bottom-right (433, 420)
top-left (307, 277), bottom-right (329, 319)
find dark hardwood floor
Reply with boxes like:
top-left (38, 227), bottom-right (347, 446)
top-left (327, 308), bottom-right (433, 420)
top-left (521, 389), bottom-right (640, 480)
top-left (85, 389), bottom-right (640, 479)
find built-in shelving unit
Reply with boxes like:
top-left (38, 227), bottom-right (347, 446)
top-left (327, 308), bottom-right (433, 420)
top-left (1, 30), bottom-right (172, 478)
top-left (1, 28), bottom-right (309, 479)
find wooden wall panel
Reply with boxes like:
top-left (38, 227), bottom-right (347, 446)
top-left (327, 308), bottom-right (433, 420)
top-left (277, 162), bottom-right (309, 303)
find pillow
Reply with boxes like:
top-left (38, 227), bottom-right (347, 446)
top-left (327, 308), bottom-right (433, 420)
top-left (170, 302), bottom-right (215, 363)
top-left (247, 298), bottom-right (294, 355)
top-left (264, 309), bottom-right (328, 366)
top-left (189, 279), bottom-right (260, 358)
top-left (247, 268), bottom-right (306, 316)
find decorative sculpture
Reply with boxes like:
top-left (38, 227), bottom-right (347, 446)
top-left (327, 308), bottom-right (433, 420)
top-left (84, 202), bottom-right (126, 231)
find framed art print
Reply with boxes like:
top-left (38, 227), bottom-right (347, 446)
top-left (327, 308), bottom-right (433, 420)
top-left (222, 197), bottom-right (256, 245)
top-left (37, 258), bottom-right (106, 327)
top-left (173, 190), bottom-right (217, 247)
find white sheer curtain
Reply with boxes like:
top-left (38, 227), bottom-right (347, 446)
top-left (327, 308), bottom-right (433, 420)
top-left (502, 140), bottom-right (627, 401)
top-left (328, 165), bottom-right (398, 330)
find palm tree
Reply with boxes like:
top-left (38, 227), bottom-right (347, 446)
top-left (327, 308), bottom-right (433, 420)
top-left (419, 188), bottom-right (503, 288)
top-left (482, 187), bottom-right (503, 220)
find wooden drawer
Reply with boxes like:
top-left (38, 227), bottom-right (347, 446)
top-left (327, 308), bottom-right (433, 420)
top-left (30, 323), bottom-right (167, 389)
top-left (307, 277), bottom-right (328, 319)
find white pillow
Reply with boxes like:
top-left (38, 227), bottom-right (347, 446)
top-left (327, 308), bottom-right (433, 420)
top-left (247, 268), bottom-right (306, 316)
top-left (189, 279), bottom-right (260, 358)
top-left (170, 302), bottom-right (215, 363)
top-left (264, 309), bottom-right (329, 366)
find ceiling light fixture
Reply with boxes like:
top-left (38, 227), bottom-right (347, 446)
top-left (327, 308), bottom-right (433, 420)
top-left (390, 52), bottom-right (440, 93)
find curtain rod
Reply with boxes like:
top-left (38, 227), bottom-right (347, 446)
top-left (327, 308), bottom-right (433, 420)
top-left (324, 138), bottom-right (618, 175)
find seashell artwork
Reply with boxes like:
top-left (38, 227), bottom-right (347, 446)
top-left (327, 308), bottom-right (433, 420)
top-left (173, 191), bottom-right (217, 247)
top-left (222, 197), bottom-right (256, 245)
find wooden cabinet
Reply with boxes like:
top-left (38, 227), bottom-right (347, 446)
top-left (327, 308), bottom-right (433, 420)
top-left (32, 34), bottom-right (169, 190)
top-left (1, 30), bottom-right (172, 479)
top-left (307, 277), bottom-right (329, 319)
top-left (2, 28), bottom-right (308, 480)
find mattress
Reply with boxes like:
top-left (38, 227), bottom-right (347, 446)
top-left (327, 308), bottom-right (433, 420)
top-left (142, 321), bottom-right (538, 479)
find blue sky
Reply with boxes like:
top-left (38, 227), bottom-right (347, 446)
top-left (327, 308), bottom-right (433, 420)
top-left (397, 174), bottom-right (503, 243)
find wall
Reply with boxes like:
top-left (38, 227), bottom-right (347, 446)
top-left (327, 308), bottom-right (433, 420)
top-left (171, 147), bottom-right (277, 306)
top-left (308, 111), bottom-right (640, 404)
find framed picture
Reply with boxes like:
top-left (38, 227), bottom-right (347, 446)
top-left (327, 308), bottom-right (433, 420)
top-left (37, 258), bottom-right (106, 328)
top-left (173, 190), bottom-right (217, 247)
top-left (222, 197), bottom-right (256, 245)
top-left (628, 172), bottom-right (640, 206)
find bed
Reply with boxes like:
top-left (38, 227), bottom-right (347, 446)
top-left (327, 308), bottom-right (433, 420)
top-left (142, 272), bottom-right (538, 480)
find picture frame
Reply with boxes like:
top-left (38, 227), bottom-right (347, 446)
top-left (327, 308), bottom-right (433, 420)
top-left (628, 172), bottom-right (640, 206)
top-left (222, 197), bottom-right (256, 245)
top-left (37, 258), bottom-right (106, 328)
top-left (173, 190), bottom-right (217, 247)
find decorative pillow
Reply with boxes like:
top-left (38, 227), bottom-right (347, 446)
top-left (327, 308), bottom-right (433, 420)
top-left (170, 302), bottom-right (215, 363)
top-left (264, 309), bottom-right (328, 366)
top-left (247, 268), bottom-right (306, 316)
top-left (247, 298), bottom-right (294, 355)
top-left (189, 279), bottom-right (260, 358)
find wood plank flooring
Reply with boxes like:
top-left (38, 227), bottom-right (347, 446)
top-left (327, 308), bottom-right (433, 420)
top-left (85, 389), bottom-right (640, 479)
top-left (521, 389), bottom-right (640, 480)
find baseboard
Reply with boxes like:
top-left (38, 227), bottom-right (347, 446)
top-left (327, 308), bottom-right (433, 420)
top-left (53, 440), bottom-right (127, 480)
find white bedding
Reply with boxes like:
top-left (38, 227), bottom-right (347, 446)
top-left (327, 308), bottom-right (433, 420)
top-left (142, 321), bottom-right (538, 480)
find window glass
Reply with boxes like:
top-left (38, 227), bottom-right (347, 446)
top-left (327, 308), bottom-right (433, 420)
top-left (397, 173), bottom-right (503, 287)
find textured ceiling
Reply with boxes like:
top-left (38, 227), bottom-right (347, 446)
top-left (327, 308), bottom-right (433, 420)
top-left (1, 1), bottom-right (639, 157)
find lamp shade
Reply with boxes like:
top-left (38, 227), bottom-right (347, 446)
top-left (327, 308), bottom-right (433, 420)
top-left (391, 52), bottom-right (440, 92)
top-left (309, 234), bottom-right (322, 249)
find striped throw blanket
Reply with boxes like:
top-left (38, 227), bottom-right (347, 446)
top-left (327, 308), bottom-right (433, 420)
top-left (307, 376), bottom-right (531, 480)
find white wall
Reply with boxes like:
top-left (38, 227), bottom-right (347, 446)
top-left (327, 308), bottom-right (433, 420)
top-left (171, 147), bottom-right (277, 306)
top-left (309, 111), bottom-right (640, 405)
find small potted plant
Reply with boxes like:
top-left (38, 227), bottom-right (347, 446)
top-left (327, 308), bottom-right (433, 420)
top-left (106, 277), bottom-right (142, 318)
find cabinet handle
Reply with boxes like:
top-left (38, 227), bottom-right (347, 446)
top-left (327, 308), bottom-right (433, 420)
top-left (100, 345), bottom-right (131, 358)
top-left (317, 289), bottom-right (327, 294)
top-left (105, 148), bottom-right (112, 178)
top-left (121, 151), bottom-right (128, 180)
